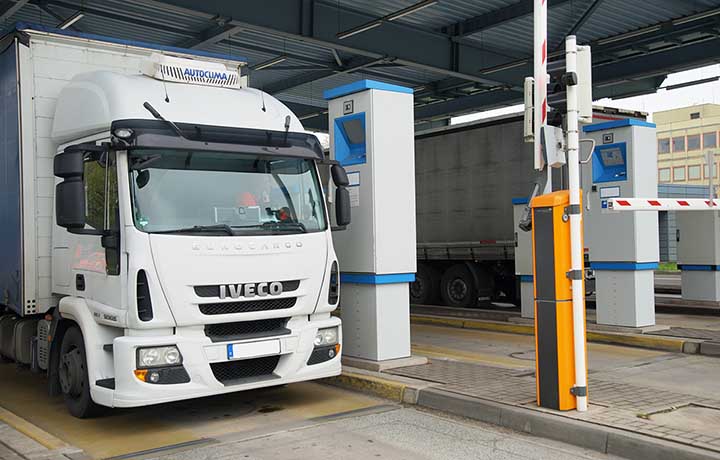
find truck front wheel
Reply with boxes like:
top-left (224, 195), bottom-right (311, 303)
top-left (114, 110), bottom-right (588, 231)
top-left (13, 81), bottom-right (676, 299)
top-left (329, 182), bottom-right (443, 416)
top-left (440, 264), bottom-right (477, 308)
top-left (59, 327), bottom-right (104, 418)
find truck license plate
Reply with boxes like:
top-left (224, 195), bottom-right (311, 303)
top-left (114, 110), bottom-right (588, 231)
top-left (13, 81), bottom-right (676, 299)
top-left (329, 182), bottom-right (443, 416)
top-left (227, 340), bottom-right (280, 360)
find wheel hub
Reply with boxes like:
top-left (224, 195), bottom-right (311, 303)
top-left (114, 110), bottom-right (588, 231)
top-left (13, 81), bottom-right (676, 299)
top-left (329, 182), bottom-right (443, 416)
top-left (410, 278), bottom-right (424, 297)
top-left (448, 278), bottom-right (468, 301)
top-left (59, 348), bottom-right (84, 397)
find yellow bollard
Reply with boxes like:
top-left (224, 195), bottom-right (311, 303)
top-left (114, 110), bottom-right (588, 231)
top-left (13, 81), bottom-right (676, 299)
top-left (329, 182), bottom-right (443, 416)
top-left (530, 190), bottom-right (587, 411)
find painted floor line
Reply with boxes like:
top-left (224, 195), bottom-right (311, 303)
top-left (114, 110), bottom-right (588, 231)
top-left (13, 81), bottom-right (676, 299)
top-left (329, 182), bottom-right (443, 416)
top-left (104, 438), bottom-right (217, 460)
top-left (0, 406), bottom-right (69, 451)
top-left (308, 403), bottom-right (399, 423)
top-left (411, 344), bottom-right (531, 369)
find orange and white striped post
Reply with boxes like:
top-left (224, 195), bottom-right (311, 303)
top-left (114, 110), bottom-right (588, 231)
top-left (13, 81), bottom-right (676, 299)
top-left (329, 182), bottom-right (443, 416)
top-left (533, 0), bottom-right (548, 178)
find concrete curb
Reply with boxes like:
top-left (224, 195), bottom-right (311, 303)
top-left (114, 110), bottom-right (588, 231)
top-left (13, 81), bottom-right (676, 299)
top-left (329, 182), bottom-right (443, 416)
top-left (412, 315), bottom-right (535, 335)
top-left (417, 388), bottom-right (720, 460)
top-left (323, 370), bottom-right (409, 403)
top-left (411, 314), bottom-right (699, 354)
top-left (700, 341), bottom-right (720, 356)
top-left (329, 370), bottom-right (720, 460)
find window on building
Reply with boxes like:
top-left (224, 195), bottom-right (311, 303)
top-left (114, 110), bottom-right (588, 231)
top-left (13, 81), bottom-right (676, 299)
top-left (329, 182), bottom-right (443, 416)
top-left (688, 165), bottom-right (702, 180)
top-left (704, 132), bottom-right (718, 149)
top-left (690, 112), bottom-right (701, 120)
top-left (672, 136), bottom-right (685, 153)
top-left (658, 168), bottom-right (671, 182)
top-left (687, 134), bottom-right (701, 151)
top-left (658, 138), bottom-right (670, 154)
top-left (673, 166), bottom-right (686, 181)
top-left (704, 163), bottom-right (718, 179)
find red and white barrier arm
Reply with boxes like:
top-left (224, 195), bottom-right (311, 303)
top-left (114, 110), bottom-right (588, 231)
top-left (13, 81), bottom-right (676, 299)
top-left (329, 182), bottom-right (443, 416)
top-left (608, 198), bottom-right (720, 211)
top-left (533, 0), bottom-right (547, 171)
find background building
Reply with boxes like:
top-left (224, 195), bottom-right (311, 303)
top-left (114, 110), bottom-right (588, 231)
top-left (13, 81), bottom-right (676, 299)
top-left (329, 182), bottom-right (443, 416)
top-left (658, 184), bottom-right (710, 262)
top-left (655, 104), bottom-right (720, 196)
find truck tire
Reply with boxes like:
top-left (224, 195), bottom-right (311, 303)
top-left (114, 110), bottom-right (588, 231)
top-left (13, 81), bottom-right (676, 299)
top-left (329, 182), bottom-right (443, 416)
top-left (58, 327), bottom-right (104, 418)
top-left (410, 264), bottom-right (440, 305)
top-left (440, 264), bottom-right (478, 308)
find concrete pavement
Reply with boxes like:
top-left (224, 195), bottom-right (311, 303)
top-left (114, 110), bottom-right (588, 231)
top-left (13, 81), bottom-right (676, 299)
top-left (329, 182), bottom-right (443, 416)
top-left (0, 361), bottom-right (630, 460)
top-left (333, 323), bottom-right (720, 460)
top-left (0, 363), bottom-right (384, 459)
top-left (0, 384), bottom-right (630, 460)
top-left (148, 406), bottom-right (623, 460)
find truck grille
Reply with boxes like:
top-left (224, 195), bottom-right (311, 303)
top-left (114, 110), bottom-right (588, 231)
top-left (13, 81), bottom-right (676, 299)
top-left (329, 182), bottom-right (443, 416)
top-left (199, 298), bottom-right (297, 315)
top-left (194, 280), bottom-right (300, 298)
top-left (205, 318), bottom-right (290, 342)
top-left (210, 356), bottom-right (280, 385)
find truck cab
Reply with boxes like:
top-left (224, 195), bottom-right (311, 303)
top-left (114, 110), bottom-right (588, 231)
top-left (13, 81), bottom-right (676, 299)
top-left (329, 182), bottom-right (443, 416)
top-left (0, 28), bottom-right (350, 418)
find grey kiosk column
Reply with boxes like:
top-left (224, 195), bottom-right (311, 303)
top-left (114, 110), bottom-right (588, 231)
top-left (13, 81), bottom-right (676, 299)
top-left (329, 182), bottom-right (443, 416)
top-left (325, 80), bottom-right (417, 362)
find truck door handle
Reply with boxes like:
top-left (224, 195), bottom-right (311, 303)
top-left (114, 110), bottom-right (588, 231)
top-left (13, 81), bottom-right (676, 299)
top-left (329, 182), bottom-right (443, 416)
top-left (76, 274), bottom-right (85, 291)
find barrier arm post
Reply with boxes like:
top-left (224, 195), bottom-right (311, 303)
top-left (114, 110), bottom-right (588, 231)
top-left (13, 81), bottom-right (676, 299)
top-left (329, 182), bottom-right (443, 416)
top-left (565, 35), bottom-right (588, 412)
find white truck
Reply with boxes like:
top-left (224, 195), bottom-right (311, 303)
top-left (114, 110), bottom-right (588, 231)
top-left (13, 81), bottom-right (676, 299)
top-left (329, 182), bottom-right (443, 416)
top-left (0, 24), bottom-right (351, 417)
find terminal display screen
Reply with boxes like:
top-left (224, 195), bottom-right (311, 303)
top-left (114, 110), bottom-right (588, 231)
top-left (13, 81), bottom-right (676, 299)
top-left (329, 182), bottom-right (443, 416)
top-left (342, 118), bottom-right (365, 144)
top-left (592, 142), bottom-right (627, 184)
top-left (600, 147), bottom-right (625, 166)
top-left (334, 112), bottom-right (367, 167)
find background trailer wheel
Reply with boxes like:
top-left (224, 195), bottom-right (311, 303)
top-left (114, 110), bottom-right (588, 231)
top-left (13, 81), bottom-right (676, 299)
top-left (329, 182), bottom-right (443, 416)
top-left (440, 264), bottom-right (478, 308)
top-left (410, 264), bottom-right (441, 305)
top-left (58, 327), bottom-right (104, 418)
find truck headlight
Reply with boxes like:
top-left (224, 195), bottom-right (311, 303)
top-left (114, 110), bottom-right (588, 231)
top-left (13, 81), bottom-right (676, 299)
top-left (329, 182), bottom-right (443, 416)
top-left (314, 327), bottom-right (338, 347)
top-left (137, 346), bottom-right (182, 368)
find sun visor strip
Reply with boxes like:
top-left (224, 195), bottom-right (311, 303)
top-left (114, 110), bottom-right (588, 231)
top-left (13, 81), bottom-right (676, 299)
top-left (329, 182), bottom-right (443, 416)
top-left (111, 119), bottom-right (324, 160)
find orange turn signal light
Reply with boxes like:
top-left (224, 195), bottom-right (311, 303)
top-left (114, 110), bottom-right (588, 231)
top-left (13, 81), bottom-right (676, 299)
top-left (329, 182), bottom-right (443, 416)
top-left (334, 343), bottom-right (341, 355)
top-left (134, 369), bottom-right (148, 382)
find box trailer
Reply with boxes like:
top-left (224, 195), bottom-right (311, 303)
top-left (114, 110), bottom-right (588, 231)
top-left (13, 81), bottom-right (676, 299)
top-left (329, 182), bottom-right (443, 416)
top-left (0, 24), bottom-right (351, 417)
top-left (412, 108), bottom-right (647, 307)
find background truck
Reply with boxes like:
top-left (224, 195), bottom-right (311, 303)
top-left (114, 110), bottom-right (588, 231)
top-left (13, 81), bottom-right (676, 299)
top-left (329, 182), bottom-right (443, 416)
top-left (411, 108), bottom-right (646, 308)
top-left (0, 24), bottom-right (351, 417)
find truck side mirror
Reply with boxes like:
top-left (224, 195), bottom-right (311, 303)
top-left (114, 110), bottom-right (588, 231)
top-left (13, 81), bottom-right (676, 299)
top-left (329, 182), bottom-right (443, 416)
top-left (53, 150), bottom-right (84, 177)
top-left (54, 150), bottom-right (86, 230)
top-left (329, 164), bottom-right (351, 228)
top-left (331, 164), bottom-right (349, 187)
top-left (55, 178), bottom-right (85, 229)
top-left (335, 187), bottom-right (351, 227)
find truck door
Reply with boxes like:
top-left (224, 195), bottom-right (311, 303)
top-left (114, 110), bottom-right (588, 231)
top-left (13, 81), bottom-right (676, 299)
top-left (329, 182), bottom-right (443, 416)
top-left (73, 151), bottom-right (124, 311)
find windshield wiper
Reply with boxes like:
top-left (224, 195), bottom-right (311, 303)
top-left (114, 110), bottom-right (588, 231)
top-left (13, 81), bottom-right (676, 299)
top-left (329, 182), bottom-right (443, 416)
top-left (153, 224), bottom-right (235, 235)
top-left (231, 222), bottom-right (307, 233)
top-left (130, 154), bottom-right (163, 170)
top-left (262, 221), bottom-right (307, 233)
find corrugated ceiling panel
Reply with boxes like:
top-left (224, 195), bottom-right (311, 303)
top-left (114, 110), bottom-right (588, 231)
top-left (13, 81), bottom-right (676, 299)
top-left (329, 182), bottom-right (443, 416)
top-left (334, 0), bottom-right (518, 30)
top-left (2, 0), bottom-right (719, 119)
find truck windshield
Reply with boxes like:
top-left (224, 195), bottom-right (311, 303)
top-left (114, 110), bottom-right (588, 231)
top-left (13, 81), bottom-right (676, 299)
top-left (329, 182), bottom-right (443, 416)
top-left (128, 149), bottom-right (327, 235)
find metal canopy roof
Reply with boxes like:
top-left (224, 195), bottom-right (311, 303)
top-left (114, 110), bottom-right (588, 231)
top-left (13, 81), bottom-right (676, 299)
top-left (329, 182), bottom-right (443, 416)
top-left (2, 0), bottom-right (720, 131)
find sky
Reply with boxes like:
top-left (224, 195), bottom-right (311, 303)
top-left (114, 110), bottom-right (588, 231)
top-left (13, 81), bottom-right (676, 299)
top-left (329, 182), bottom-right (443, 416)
top-left (452, 64), bottom-right (720, 125)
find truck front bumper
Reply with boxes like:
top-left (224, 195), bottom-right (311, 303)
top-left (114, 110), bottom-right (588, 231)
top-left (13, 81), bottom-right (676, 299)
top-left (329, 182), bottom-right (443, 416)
top-left (93, 315), bottom-right (341, 408)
